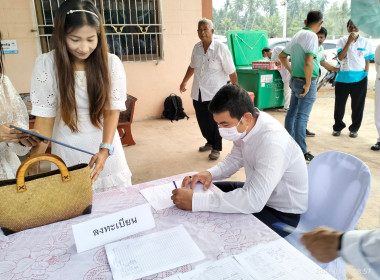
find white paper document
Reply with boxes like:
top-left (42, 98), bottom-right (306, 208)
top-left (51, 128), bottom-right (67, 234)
top-left (140, 181), bottom-right (212, 211)
top-left (72, 203), bottom-right (155, 253)
top-left (105, 224), bottom-right (205, 280)
top-left (179, 256), bottom-right (254, 280)
top-left (234, 239), bottom-right (336, 280)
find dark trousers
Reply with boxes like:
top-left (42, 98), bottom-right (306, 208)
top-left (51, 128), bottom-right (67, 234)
top-left (193, 91), bottom-right (222, 151)
top-left (214, 181), bottom-right (300, 237)
top-left (333, 76), bottom-right (368, 132)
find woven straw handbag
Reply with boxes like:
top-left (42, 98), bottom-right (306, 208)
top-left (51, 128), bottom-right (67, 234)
top-left (0, 154), bottom-right (93, 235)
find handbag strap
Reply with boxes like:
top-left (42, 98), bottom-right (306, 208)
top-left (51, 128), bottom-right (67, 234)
top-left (16, 154), bottom-right (71, 193)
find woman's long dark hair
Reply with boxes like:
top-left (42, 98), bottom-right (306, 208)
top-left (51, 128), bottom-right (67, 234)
top-left (51, 0), bottom-right (110, 132)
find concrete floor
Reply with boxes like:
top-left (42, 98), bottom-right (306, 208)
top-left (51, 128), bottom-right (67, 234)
top-left (124, 67), bottom-right (378, 280)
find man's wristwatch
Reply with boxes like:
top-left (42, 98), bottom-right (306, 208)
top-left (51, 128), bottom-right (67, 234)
top-left (99, 143), bottom-right (114, 156)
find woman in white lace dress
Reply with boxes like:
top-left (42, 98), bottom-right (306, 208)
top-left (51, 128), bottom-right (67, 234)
top-left (0, 31), bottom-right (42, 179)
top-left (29, 0), bottom-right (132, 192)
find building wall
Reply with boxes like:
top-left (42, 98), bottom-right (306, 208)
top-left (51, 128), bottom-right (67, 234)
top-left (0, 0), bottom-right (213, 121)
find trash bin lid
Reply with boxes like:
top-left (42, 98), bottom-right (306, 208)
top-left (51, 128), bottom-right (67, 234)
top-left (227, 30), bottom-right (269, 68)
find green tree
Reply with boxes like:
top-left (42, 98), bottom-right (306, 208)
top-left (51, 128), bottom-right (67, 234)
top-left (262, 13), bottom-right (282, 37)
top-left (260, 0), bottom-right (277, 17)
top-left (325, 0), bottom-right (350, 38)
top-left (233, 0), bottom-right (245, 27)
top-left (213, 0), bottom-right (352, 40)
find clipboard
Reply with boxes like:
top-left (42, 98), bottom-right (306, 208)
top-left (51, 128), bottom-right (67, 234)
top-left (10, 125), bottom-right (96, 156)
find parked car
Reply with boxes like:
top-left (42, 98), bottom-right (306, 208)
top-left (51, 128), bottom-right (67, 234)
top-left (268, 38), bottom-right (291, 50)
top-left (322, 40), bottom-right (338, 62)
top-left (214, 35), bottom-right (227, 45)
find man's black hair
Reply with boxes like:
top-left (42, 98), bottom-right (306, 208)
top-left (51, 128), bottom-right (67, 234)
top-left (347, 19), bottom-right (353, 28)
top-left (306, 10), bottom-right (323, 25)
top-left (317, 26), bottom-right (327, 37)
top-left (209, 84), bottom-right (256, 119)
top-left (262, 47), bottom-right (271, 56)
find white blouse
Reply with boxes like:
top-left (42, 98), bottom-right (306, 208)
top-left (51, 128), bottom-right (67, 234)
top-left (0, 75), bottom-right (30, 179)
top-left (30, 51), bottom-right (132, 192)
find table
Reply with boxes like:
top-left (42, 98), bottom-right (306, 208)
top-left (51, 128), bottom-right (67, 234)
top-left (0, 174), bottom-right (305, 280)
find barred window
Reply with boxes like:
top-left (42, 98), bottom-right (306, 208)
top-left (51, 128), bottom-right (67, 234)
top-left (33, 0), bottom-right (163, 62)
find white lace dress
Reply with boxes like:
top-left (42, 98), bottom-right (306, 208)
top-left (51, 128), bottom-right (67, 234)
top-left (30, 51), bottom-right (132, 193)
top-left (0, 75), bottom-right (30, 179)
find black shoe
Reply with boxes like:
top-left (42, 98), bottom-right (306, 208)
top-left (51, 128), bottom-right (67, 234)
top-left (349, 131), bottom-right (358, 138)
top-left (332, 130), bottom-right (341, 136)
top-left (306, 129), bottom-right (315, 137)
top-left (304, 152), bottom-right (314, 162)
top-left (209, 149), bottom-right (220, 160)
top-left (199, 143), bottom-right (213, 152)
top-left (371, 142), bottom-right (380, 151)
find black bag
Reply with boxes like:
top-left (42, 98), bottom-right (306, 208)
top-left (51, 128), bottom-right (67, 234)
top-left (162, 94), bottom-right (189, 122)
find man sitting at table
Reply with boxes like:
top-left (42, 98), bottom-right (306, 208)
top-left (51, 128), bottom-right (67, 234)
top-left (171, 84), bottom-right (308, 237)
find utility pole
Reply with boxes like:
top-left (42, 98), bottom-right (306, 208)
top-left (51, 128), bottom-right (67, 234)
top-left (281, 1), bottom-right (287, 38)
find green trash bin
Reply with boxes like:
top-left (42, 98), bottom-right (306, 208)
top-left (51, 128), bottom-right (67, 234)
top-left (227, 30), bottom-right (284, 110)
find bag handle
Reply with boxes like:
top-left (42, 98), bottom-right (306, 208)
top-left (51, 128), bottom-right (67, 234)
top-left (16, 154), bottom-right (71, 193)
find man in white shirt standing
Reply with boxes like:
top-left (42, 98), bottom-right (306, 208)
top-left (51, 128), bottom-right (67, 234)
top-left (272, 46), bottom-right (291, 111)
top-left (371, 44), bottom-right (380, 151)
top-left (171, 84), bottom-right (308, 237)
top-left (302, 226), bottom-right (380, 280)
top-left (332, 20), bottom-right (374, 138)
top-left (179, 18), bottom-right (238, 160)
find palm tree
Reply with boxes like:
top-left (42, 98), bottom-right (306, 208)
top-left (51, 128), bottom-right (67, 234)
top-left (244, 0), bottom-right (256, 30)
top-left (319, 0), bottom-right (329, 13)
top-left (233, 0), bottom-right (245, 27)
top-left (287, 0), bottom-right (301, 19)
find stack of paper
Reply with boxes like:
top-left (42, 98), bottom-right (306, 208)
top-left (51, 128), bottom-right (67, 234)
top-left (105, 225), bottom-right (205, 280)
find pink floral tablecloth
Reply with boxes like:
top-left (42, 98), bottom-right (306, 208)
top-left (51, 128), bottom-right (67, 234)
top-left (0, 173), bottom-right (279, 280)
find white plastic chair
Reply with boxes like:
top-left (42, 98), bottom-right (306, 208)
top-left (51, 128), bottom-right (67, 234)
top-left (285, 151), bottom-right (371, 280)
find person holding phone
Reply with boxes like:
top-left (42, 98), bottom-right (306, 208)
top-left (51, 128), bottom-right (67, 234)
top-left (0, 31), bottom-right (42, 179)
top-left (29, 0), bottom-right (132, 192)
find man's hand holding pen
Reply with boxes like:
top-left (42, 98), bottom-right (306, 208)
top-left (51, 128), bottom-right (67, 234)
top-left (171, 187), bottom-right (193, 210)
top-left (171, 172), bottom-right (213, 210)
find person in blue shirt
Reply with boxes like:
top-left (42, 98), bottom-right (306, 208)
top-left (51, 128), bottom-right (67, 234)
top-left (332, 20), bottom-right (374, 138)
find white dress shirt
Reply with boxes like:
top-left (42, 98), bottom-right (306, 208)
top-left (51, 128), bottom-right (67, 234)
top-left (192, 110), bottom-right (308, 214)
top-left (189, 39), bottom-right (236, 101)
top-left (340, 229), bottom-right (380, 279)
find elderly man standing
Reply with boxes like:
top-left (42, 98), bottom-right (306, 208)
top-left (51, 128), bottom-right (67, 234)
top-left (180, 18), bottom-right (238, 160)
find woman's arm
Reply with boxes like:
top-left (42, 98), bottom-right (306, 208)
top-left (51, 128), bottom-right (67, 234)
top-left (28, 116), bottom-right (55, 174)
top-left (89, 109), bottom-right (120, 183)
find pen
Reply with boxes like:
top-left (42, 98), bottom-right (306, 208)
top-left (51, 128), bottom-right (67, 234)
top-left (272, 222), bottom-right (305, 234)
top-left (173, 181), bottom-right (178, 189)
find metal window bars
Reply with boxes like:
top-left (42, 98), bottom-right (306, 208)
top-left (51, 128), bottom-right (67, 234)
top-left (33, 0), bottom-right (163, 62)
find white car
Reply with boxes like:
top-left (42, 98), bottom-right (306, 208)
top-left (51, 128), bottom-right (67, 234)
top-left (322, 40), bottom-right (338, 62)
top-left (214, 35), bottom-right (227, 45)
top-left (268, 38), bottom-right (291, 50)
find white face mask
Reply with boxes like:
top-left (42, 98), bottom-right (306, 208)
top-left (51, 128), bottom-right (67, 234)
top-left (350, 31), bottom-right (359, 38)
top-left (218, 117), bottom-right (248, 141)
